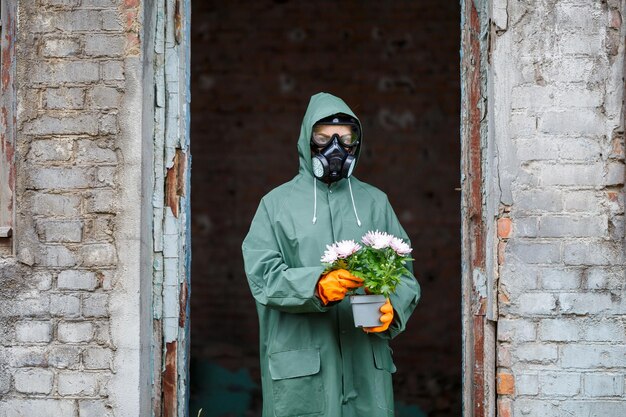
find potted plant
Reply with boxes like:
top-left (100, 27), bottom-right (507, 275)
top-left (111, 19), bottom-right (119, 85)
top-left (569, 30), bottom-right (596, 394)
top-left (320, 230), bottom-right (413, 328)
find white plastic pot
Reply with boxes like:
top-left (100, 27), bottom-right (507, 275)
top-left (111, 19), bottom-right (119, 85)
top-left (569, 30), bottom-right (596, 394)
top-left (349, 294), bottom-right (386, 328)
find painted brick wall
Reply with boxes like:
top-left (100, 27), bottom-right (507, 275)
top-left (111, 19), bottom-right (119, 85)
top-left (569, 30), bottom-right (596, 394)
top-left (0, 1), bottom-right (146, 416)
top-left (491, 0), bottom-right (626, 415)
top-left (189, 2), bottom-right (462, 416)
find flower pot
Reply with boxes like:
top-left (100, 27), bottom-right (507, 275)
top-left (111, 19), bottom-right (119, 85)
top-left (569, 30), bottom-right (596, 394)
top-left (349, 294), bottom-right (387, 328)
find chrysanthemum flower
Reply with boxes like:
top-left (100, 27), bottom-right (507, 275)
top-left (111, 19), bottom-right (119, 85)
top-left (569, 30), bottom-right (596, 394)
top-left (390, 236), bottom-right (412, 255)
top-left (335, 240), bottom-right (362, 259)
top-left (361, 230), bottom-right (392, 249)
top-left (320, 244), bottom-right (339, 264)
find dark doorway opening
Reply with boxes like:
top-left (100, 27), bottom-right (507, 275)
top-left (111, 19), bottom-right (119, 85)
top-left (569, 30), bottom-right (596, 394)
top-left (190, 2), bottom-right (461, 416)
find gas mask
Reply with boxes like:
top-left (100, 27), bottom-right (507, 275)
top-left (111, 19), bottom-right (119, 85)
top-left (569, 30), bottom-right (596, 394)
top-left (310, 115), bottom-right (360, 183)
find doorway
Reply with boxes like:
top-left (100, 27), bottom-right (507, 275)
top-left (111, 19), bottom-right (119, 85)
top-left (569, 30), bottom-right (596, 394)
top-left (189, 2), bottom-right (461, 416)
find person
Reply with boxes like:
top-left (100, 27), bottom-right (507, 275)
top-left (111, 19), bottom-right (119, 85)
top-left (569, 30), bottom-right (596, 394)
top-left (241, 92), bottom-right (421, 417)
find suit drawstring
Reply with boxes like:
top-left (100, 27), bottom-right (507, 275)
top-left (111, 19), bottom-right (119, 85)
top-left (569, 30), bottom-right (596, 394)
top-left (312, 175), bottom-right (318, 224)
top-left (348, 178), bottom-right (362, 227)
top-left (312, 176), bottom-right (361, 227)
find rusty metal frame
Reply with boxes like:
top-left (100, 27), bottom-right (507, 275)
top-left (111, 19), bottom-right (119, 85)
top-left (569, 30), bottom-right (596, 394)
top-left (0, 0), bottom-right (16, 256)
top-left (460, 0), bottom-right (497, 416)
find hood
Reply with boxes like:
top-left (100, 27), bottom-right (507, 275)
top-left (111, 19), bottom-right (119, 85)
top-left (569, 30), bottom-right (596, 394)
top-left (297, 92), bottom-right (363, 176)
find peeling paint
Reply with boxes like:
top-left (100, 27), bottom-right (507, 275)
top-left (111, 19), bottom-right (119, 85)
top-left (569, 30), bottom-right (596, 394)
top-left (472, 315), bottom-right (485, 417)
top-left (163, 341), bottom-right (178, 417)
top-left (153, 320), bottom-right (164, 416)
top-left (154, 254), bottom-right (164, 320)
top-left (472, 268), bottom-right (487, 301)
top-left (178, 279), bottom-right (187, 328)
top-left (0, 0), bottom-right (16, 256)
top-left (166, 151), bottom-right (181, 218)
top-left (174, 0), bottom-right (183, 45)
top-left (152, 0), bottom-right (191, 415)
top-left (461, 0), bottom-right (495, 416)
top-left (177, 150), bottom-right (187, 197)
top-left (165, 149), bottom-right (187, 218)
top-left (1, 18), bottom-right (13, 90)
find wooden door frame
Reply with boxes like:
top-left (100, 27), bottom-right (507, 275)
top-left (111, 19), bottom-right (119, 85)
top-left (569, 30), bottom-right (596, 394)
top-left (147, 0), bottom-right (192, 416)
top-left (143, 0), bottom-right (494, 415)
top-left (460, 0), bottom-right (498, 416)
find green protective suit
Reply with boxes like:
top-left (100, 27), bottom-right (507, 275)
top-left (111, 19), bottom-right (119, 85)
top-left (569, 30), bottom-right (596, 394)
top-left (242, 92), bottom-right (421, 417)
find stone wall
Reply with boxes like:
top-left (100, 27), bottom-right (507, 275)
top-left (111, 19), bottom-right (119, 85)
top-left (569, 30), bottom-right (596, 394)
top-left (0, 1), bottom-right (150, 416)
top-left (491, 0), bottom-right (626, 415)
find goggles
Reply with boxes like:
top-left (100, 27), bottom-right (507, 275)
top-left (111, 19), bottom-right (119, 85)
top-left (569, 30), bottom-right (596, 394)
top-left (311, 130), bottom-right (359, 148)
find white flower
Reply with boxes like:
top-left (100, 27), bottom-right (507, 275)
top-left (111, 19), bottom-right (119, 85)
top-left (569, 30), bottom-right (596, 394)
top-left (390, 236), bottom-right (412, 255)
top-left (321, 244), bottom-right (339, 264)
top-left (334, 240), bottom-right (362, 259)
top-left (361, 230), bottom-right (392, 249)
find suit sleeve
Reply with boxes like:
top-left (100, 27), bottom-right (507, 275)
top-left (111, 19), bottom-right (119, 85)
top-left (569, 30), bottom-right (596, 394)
top-left (241, 199), bottom-right (330, 314)
top-left (379, 196), bottom-right (421, 339)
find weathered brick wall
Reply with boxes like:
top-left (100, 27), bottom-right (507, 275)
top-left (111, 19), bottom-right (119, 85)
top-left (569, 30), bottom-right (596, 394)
top-left (0, 1), bottom-right (148, 416)
top-left (189, 2), bottom-right (461, 416)
top-left (492, 0), bottom-right (626, 415)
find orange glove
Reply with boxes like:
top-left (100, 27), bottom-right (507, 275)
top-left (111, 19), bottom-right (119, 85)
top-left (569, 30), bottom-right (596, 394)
top-left (363, 298), bottom-right (394, 333)
top-left (316, 269), bottom-right (364, 305)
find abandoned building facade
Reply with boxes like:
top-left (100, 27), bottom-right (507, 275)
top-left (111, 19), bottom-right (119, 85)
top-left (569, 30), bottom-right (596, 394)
top-left (0, 1), bottom-right (624, 417)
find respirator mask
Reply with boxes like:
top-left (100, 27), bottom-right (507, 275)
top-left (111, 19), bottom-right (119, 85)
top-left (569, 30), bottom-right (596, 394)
top-left (311, 115), bottom-right (360, 183)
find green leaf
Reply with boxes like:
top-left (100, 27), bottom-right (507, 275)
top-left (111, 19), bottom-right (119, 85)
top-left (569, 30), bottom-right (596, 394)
top-left (320, 236), bottom-right (411, 296)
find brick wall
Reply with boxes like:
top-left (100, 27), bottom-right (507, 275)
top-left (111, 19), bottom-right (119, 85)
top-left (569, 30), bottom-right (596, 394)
top-left (3, 2), bottom-right (618, 416)
top-left (0, 1), bottom-right (147, 416)
top-left (189, 2), bottom-right (462, 415)
top-left (491, 0), bottom-right (626, 415)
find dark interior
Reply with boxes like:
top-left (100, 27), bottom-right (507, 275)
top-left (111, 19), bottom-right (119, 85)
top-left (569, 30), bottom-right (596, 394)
top-left (189, 2), bottom-right (461, 416)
